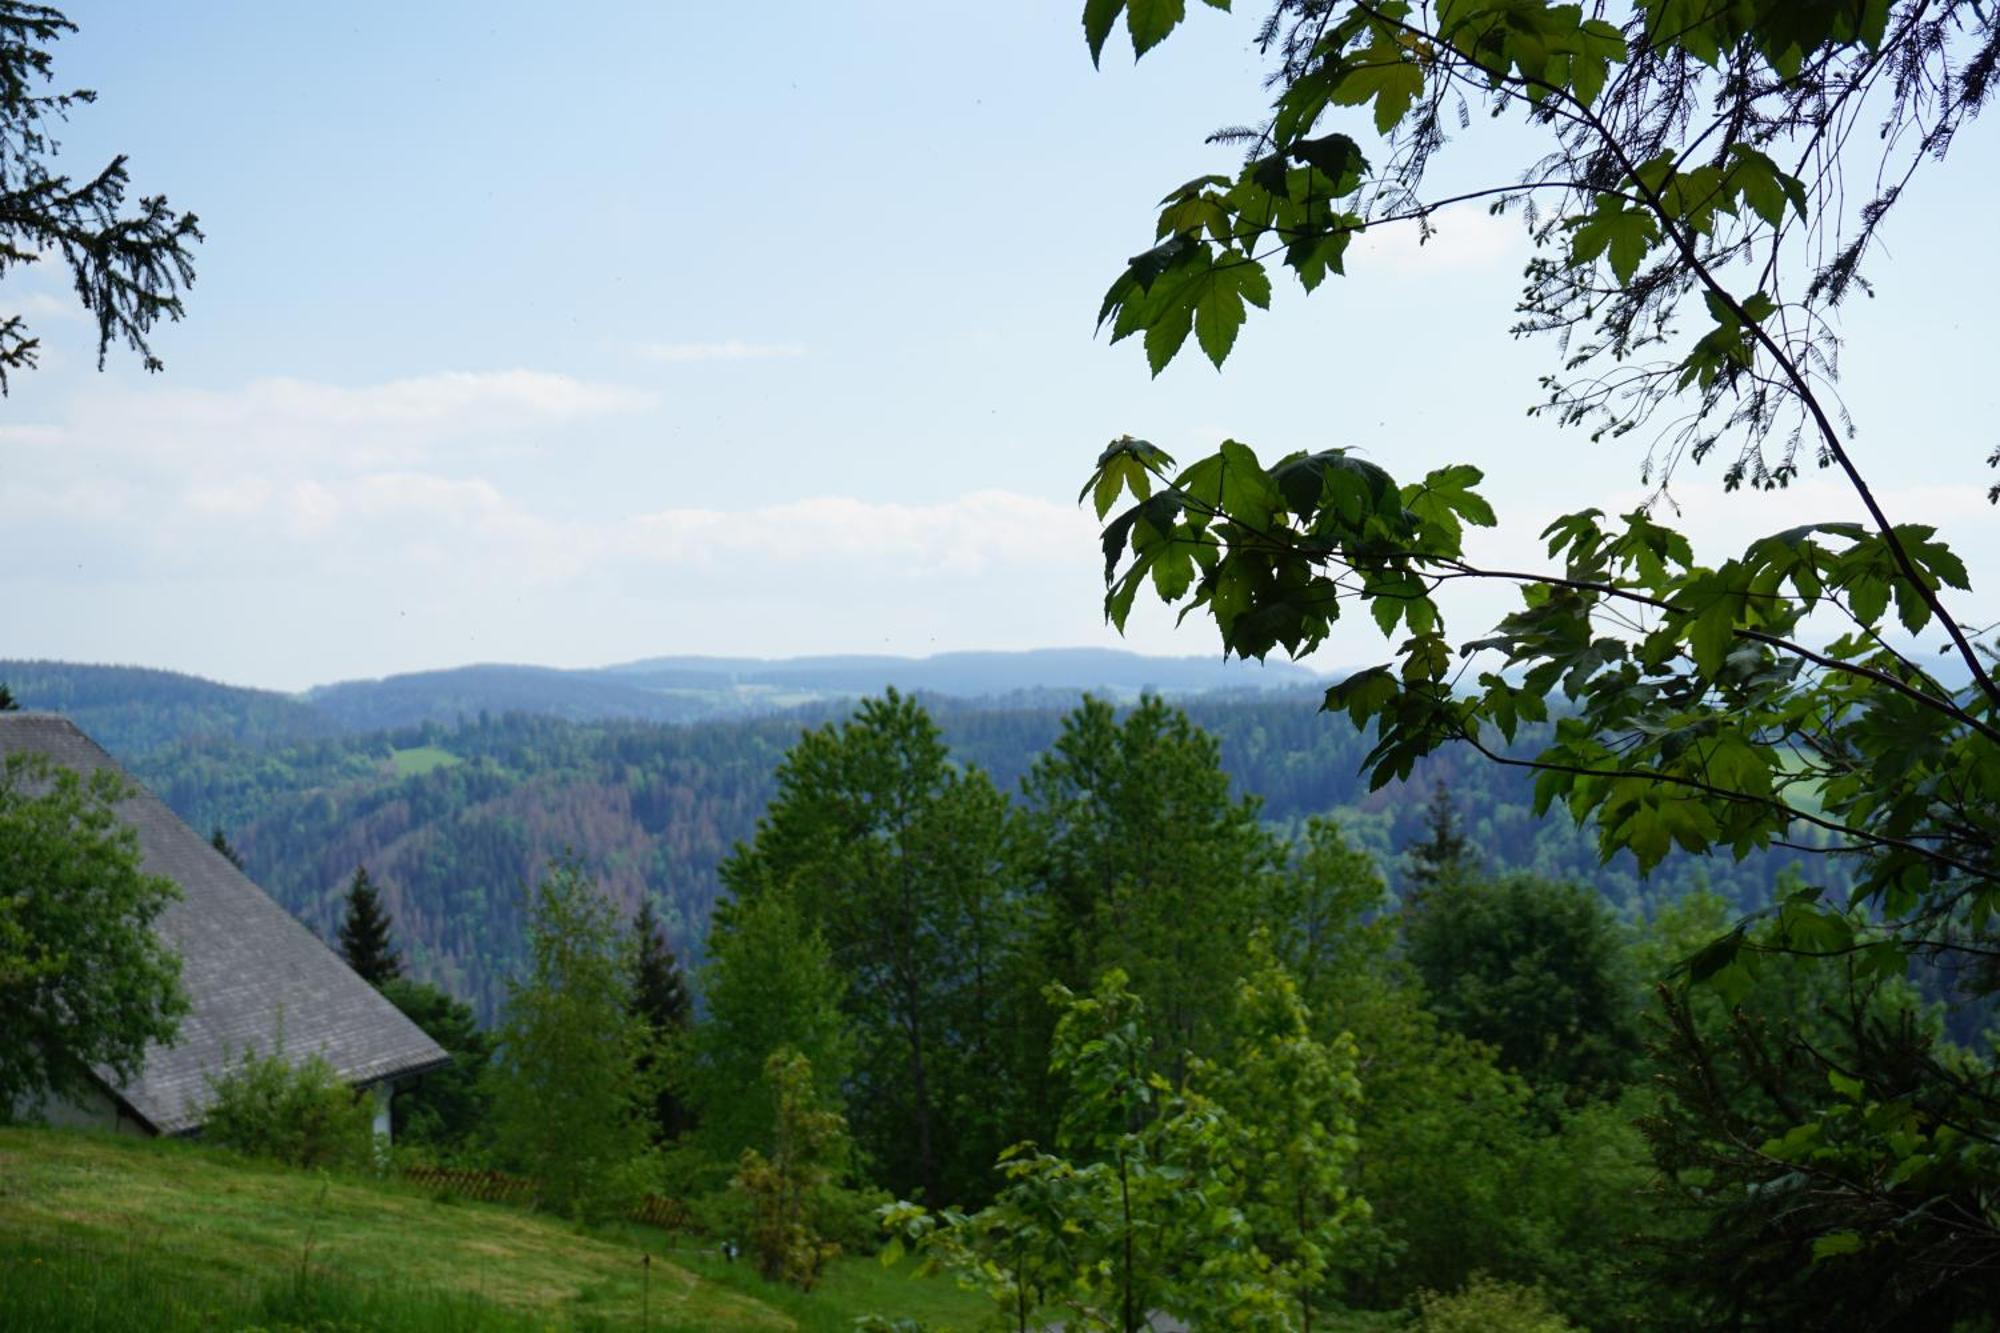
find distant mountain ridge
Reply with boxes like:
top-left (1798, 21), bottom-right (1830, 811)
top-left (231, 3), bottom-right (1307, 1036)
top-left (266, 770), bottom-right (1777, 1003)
top-left (2, 650), bottom-right (1321, 752)
top-left (0, 655), bottom-right (1828, 1021)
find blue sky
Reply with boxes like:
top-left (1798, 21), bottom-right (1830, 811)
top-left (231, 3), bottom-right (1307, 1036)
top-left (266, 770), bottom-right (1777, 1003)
top-left (4, 3), bottom-right (1994, 690)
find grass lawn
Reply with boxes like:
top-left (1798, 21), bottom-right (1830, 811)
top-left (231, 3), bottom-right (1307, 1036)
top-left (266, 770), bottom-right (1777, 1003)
top-left (0, 1126), bottom-right (988, 1330)
top-left (389, 743), bottom-right (463, 776)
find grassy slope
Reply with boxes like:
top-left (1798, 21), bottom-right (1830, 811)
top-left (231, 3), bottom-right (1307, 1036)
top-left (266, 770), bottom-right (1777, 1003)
top-left (390, 743), bottom-right (464, 776)
top-left (0, 1127), bottom-right (984, 1331)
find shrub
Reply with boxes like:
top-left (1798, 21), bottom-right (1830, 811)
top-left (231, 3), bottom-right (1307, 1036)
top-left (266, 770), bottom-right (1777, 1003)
top-left (1414, 1276), bottom-right (1574, 1333)
top-left (202, 1046), bottom-right (375, 1171)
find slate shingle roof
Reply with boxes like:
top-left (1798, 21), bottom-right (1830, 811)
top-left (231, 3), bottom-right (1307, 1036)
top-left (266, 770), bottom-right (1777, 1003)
top-left (0, 712), bottom-right (448, 1134)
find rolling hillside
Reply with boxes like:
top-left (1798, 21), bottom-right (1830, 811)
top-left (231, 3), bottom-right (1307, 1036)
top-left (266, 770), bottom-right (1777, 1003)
top-left (0, 660), bottom-right (1839, 1020)
top-left (0, 1127), bottom-right (981, 1331)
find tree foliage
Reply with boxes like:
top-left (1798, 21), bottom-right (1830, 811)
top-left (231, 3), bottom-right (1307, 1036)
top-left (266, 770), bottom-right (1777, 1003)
top-left (487, 857), bottom-right (647, 1220)
top-left (0, 2), bottom-right (201, 391)
top-left (336, 865), bottom-right (401, 988)
top-left (379, 976), bottom-right (492, 1151)
top-left (1403, 873), bottom-right (1642, 1106)
top-left (208, 824), bottom-right (244, 872)
top-left (721, 689), bottom-right (1031, 1203)
top-left (733, 1047), bottom-right (853, 1292)
top-left (886, 960), bottom-right (1368, 1331)
top-left (1020, 694), bottom-right (1277, 1084)
top-left (0, 753), bottom-right (185, 1119)
top-left (627, 895), bottom-right (694, 1142)
top-left (201, 1044), bottom-right (375, 1172)
top-left (688, 891), bottom-right (853, 1170)
top-left (1079, 1), bottom-right (2000, 1311)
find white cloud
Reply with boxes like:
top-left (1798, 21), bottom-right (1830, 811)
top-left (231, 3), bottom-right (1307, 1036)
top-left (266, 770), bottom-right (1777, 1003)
top-left (636, 339), bottom-right (806, 363)
top-left (16, 369), bottom-right (656, 471)
top-left (129, 369), bottom-right (653, 433)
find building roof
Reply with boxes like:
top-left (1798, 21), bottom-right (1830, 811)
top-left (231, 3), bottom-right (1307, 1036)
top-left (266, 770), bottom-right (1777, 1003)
top-left (0, 712), bottom-right (448, 1134)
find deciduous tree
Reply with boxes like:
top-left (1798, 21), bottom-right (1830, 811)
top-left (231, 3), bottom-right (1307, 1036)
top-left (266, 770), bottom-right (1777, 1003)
top-left (1019, 695), bottom-right (1278, 1084)
top-left (721, 690), bottom-right (1026, 1204)
top-left (688, 891), bottom-right (852, 1170)
top-left (379, 976), bottom-right (492, 1150)
top-left (488, 857), bottom-right (647, 1219)
top-left (0, 753), bottom-right (185, 1119)
top-left (1076, 2), bottom-right (2000, 1310)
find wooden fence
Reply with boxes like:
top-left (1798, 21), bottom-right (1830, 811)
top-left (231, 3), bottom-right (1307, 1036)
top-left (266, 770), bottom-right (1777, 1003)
top-left (400, 1164), bottom-right (690, 1231)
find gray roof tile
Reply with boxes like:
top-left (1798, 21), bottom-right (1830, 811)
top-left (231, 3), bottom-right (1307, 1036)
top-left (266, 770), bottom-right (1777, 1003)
top-left (0, 713), bottom-right (448, 1133)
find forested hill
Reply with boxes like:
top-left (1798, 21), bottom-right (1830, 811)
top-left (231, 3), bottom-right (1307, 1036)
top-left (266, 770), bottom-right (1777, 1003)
top-left (7, 661), bottom-right (1830, 1019)
top-left (0, 649), bottom-right (1317, 741)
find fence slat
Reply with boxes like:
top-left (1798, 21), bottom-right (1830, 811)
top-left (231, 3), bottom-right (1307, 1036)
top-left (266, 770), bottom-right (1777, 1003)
top-left (400, 1164), bottom-right (688, 1229)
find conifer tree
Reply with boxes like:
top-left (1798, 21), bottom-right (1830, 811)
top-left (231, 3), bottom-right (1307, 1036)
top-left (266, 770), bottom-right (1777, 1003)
top-left (337, 865), bottom-right (401, 987)
top-left (627, 896), bottom-right (694, 1140)
top-left (208, 824), bottom-right (244, 871)
top-left (1404, 779), bottom-right (1470, 897)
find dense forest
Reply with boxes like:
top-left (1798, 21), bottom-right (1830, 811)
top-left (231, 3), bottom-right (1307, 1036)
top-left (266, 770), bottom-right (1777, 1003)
top-left (9, 662), bottom-right (1834, 1019)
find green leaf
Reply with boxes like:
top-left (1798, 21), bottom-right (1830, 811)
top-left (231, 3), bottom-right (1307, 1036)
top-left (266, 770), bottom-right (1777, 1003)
top-left (1287, 133), bottom-right (1368, 191)
top-left (1126, 0), bottom-right (1186, 57)
top-left (1286, 229), bottom-right (1352, 292)
top-left (1569, 199), bottom-right (1658, 284)
top-left (1193, 257), bottom-right (1271, 367)
top-left (1145, 301), bottom-right (1195, 374)
top-left (1327, 42), bottom-right (1424, 135)
top-left (1812, 1231), bottom-right (1864, 1261)
top-left (1324, 666), bottom-right (1397, 726)
top-left (1083, 0), bottom-right (1123, 65)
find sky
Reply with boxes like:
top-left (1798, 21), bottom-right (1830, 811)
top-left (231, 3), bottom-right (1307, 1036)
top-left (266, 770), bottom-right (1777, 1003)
top-left (3, 2), bottom-right (1995, 692)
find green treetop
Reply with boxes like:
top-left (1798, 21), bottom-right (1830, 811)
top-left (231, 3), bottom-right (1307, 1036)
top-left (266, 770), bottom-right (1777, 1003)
top-left (0, 754), bottom-right (187, 1118)
top-left (336, 865), bottom-right (400, 987)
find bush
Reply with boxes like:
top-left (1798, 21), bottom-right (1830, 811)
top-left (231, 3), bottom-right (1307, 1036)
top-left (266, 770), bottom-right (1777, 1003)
top-left (202, 1046), bottom-right (375, 1171)
top-left (1414, 1276), bottom-right (1573, 1333)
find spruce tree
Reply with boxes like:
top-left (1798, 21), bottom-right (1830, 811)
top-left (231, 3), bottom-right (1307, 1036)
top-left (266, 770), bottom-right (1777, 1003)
top-left (1404, 779), bottom-right (1471, 897)
top-left (627, 896), bottom-right (694, 1140)
top-left (337, 865), bottom-right (401, 987)
top-left (209, 824), bottom-right (245, 871)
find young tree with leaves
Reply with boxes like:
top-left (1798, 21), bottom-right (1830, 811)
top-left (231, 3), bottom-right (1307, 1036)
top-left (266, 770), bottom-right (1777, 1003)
top-left (887, 965), bottom-right (1358, 1330)
top-left (733, 1047), bottom-right (853, 1291)
top-left (0, 4), bottom-right (201, 392)
top-left (336, 865), bottom-right (401, 987)
top-left (626, 895), bottom-right (694, 1141)
top-left (1075, 2), bottom-right (2000, 1314)
top-left (0, 754), bottom-right (186, 1119)
top-left (488, 857), bottom-right (647, 1219)
top-left (1208, 933), bottom-right (1370, 1331)
top-left (688, 891), bottom-right (853, 1170)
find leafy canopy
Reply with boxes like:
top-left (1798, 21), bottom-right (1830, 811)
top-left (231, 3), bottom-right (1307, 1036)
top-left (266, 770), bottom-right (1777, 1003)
top-left (1077, 0), bottom-right (2000, 1313)
top-left (0, 753), bottom-right (186, 1119)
